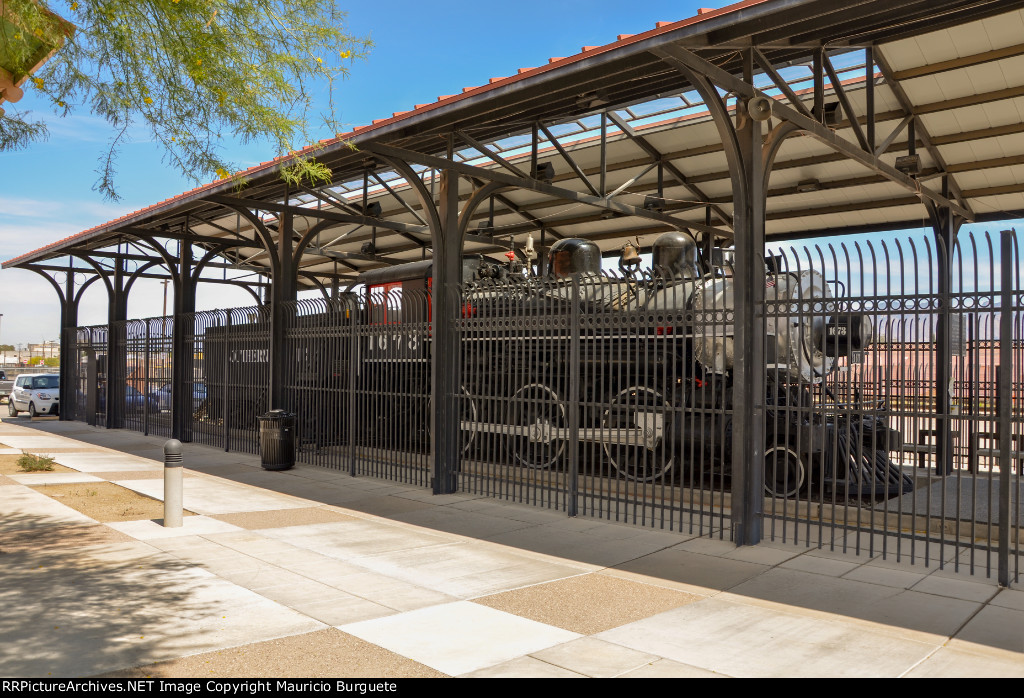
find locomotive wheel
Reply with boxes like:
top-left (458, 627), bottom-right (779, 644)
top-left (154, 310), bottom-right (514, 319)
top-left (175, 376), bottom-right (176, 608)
top-left (764, 445), bottom-right (805, 499)
top-left (601, 386), bottom-right (675, 482)
top-left (506, 383), bottom-right (566, 469)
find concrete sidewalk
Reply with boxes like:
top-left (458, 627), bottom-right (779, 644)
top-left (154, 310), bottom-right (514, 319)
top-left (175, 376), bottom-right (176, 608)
top-left (1, 417), bottom-right (1022, 678)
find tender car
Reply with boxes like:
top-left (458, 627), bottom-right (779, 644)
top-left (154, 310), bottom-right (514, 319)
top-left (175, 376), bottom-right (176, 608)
top-left (9, 373), bottom-right (60, 417)
top-left (150, 382), bottom-right (207, 411)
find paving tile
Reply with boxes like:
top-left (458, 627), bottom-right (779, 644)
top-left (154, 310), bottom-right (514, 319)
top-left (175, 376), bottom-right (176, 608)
top-left (340, 601), bottom-right (579, 676)
top-left (7, 471), bottom-right (105, 485)
top-left (671, 535), bottom-right (739, 556)
top-left (390, 507), bottom-right (537, 539)
top-left (529, 637), bottom-right (662, 677)
top-left (337, 494), bottom-right (438, 517)
top-left (114, 477), bottom-right (317, 514)
top-left (910, 574), bottom-right (1000, 603)
top-left (0, 523), bottom-right (136, 552)
top-left (473, 571), bottom-right (702, 634)
top-left (459, 655), bottom-right (585, 678)
top-left (842, 564), bottom-right (927, 589)
top-left (314, 570), bottom-right (458, 612)
top-left (0, 486), bottom-right (97, 530)
top-left (618, 658), bottom-right (729, 677)
top-left (905, 644), bottom-right (1024, 677)
top-left (285, 596), bottom-right (398, 627)
top-left (779, 553), bottom-right (861, 577)
top-left (105, 516), bottom-right (243, 540)
top-left (261, 519), bottom-right (455, 559)
top-left (611, 547), bottom-right (770, 594)
top-left (484, 524), bottom-right (678, 568)
top-left (724, 567), bottom-right (982, 642)
top-left (954, 606), bottom-right (1024, 653)
top-left (597, 597), bottom-right (938, 677)
top-left (0, 545), bottom-right (325, 677)
top-left (351, 539), bottom-right (590, 598)
top-left (720, 543), bottom-right (803, 566)
top-left (990, 588), bottom-right (1024, 611)
top-left (52, 453), bottom-right (162, 472)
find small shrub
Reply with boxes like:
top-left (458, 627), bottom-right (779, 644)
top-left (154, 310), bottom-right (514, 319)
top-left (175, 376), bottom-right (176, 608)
top-left (18, 453), bottom-right (55, 472)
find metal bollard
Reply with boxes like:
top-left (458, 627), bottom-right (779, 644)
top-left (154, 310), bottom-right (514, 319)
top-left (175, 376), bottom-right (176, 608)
top-left (163, 439), bottom-right (183, 528)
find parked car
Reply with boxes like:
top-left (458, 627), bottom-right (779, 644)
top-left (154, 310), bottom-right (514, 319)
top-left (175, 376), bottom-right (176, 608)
top-left (8, 373), bottom-right (59, 417)
top-left (150, 382), bottom-right (207, 411)
top-left (125, 385), bottom-right (160, 413)
top-left (0, 370), bottom-right (12, 404)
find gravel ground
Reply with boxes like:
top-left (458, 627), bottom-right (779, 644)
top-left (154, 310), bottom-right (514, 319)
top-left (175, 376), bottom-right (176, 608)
top-left (28, 481), bottom-right (196, 523)
top-left (96, 628), bottom-right (448, 679)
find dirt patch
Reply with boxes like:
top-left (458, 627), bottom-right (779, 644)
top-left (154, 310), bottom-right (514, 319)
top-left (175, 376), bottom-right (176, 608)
top-left (0, 453), bottom-right (75, 475)
top-left (211, 506), bottom-right (358, 530)
top-left (30, 482), bottom-right (196, 523)
top-left (473, 571), bottom-right (703, 634)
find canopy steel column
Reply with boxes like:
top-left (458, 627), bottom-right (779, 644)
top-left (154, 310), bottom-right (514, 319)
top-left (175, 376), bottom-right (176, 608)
top-left (927, 182), bottom-right (964, 476)
top-left (731, 52), bottom-right (768, 546)
top-left (59, 270), bottom-right (79, 422)
top-left (433, 159), bottom-right (462, 495)
top-left (657, 49), bottom-right (767, 545)
top-left (106, 257), bottom-right (129, 430)
top-left (171, 242), bottom-right (197, 441)
top-left (269, 207), bottom-right (297, 410)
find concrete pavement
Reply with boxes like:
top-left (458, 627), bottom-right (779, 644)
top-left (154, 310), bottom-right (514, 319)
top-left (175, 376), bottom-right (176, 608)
top-left (1, 416), bottom-right (1022, 678)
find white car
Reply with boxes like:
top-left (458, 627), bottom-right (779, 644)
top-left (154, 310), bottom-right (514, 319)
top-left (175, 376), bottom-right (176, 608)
top-left (9, 373), bottom-right (60, 417)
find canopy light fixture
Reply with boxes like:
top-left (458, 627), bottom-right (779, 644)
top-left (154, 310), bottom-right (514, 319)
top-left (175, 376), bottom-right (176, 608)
top-left (533, 162), bottom-right (555, 183)
top-left (895, 154), bottom-right (921, 176)
top-left (644, 194), bottom-right (666, 211)
top-left (813, 102), bottom-right (842, 127)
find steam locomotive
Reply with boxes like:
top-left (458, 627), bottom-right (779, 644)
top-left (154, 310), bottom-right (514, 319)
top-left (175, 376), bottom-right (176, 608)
top-left (201, 230), bottom-right (913, 499)
top-left (352, 230), bottom-right (911, 499)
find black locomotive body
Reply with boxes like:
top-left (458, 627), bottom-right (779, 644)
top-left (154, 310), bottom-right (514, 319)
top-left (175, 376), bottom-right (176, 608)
top-left (198, 231), bottom-right (912, 499)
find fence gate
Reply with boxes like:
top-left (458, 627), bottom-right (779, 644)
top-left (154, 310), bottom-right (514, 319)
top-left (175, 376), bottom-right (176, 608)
top-left (65, 325), bottom-right (108, 427)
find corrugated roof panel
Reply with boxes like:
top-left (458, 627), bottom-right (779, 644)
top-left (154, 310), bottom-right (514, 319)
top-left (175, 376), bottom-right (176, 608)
top-left (956, 163), bottom-right (1024, 190)
top-left (882, 10), bottom-right (1023, 71)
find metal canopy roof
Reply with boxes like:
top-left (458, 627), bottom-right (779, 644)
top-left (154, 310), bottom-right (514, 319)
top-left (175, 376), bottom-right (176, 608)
top-left (8, 0), bottom-right (1024, 292)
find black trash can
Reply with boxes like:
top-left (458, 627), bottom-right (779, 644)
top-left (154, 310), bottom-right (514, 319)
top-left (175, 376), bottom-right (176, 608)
top-left (258, 409), bottom-right (296, 471)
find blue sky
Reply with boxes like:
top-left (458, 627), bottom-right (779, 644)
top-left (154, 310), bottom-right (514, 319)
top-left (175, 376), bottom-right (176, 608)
top-left (0, 1), bottom-right (1020, 349)
top-left (0, 0), bottom-right (712, 347)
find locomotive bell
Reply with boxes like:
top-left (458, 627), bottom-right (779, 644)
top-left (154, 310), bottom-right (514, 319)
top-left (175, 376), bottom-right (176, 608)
top-left (652, 231), bottom-right (701, 280)
top-left (548, 238), bottom-right (601, 277)
top-left (619, 241), bottom-right (642, 271)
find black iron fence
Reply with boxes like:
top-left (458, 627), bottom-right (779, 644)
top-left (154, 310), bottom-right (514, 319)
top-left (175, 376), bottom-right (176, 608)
top-left (454, 271), bottom-right (733, 534)
top-left (62, 230), bottom-right (1022, 581)
top-left (761, 231), bottom-right (1022, 581)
